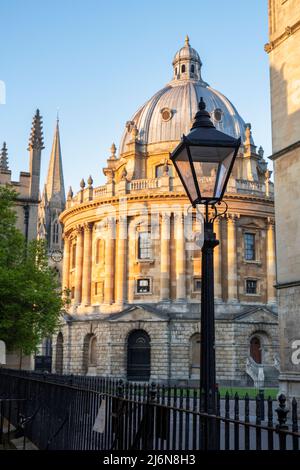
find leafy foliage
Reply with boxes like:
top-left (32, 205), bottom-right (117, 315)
top-left (0, 186), bottom-right (65, 355)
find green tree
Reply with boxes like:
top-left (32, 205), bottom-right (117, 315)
top-left (0, 186), bottom-right (66, 365)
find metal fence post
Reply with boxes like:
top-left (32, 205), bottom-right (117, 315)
top-left (275, 394), bottom-right (289, 450)
top-left (292, 397), bottom-right (299, 451)
top-left (116, 379), bottom-right (124, 450)
top-left (258, 388), bottom-right (265, 421)
top-left (146, 382), bottom-right (157, 451)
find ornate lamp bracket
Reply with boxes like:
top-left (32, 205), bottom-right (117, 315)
top-left (208, 200), bottom-right (228, 224)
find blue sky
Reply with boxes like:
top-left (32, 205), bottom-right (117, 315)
top-left (0, 0), bottom-right (271, 192)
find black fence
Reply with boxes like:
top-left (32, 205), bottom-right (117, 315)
top-left (0, 368), bottom-right (299, 450)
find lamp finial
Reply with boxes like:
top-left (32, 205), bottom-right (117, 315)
top-left (199, 97), bottom-right (206, 110)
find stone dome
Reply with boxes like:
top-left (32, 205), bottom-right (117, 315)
top-left (119, 37), bottom-right (252, 155)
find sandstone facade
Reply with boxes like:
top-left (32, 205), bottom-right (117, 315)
top-left (55, 38), bottom-right (279, 386)
top-left (266, 0), bottom-right (300, 399)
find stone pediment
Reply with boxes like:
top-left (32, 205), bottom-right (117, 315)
top-left (108, 305), bottom-right (168, 322)
top-left (234, 306), bottom-right (278, 324)
top-left (240, 219), bottom-right (265, 230)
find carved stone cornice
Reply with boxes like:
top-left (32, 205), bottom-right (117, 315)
top-left (269, 140), bottom-right (300, 162)
top-left (59, 191), bottom-right (274, 230)
top-left (265, 19), bottom-right (300, 54)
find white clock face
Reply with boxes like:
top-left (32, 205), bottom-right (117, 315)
top-left (51, 249), bottom-right (63, 263)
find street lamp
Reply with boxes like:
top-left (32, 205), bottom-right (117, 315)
top-left (170, 97), bottom-right (241, 450)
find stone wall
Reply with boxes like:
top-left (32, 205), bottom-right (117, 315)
top-left (267, 0), bottom-right (300, 400)
top-left (52, 308), bottom-right (278, 387)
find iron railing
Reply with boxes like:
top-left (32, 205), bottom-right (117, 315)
top-left (0, 368), bottom-right (299, 450)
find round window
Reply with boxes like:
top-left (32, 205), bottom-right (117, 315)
top-left (161, 107), bottom-right (173, 122)
top-left (213, 108), bottom-right (223, 122)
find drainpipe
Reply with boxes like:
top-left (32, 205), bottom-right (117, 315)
top-left (23, 205), bottom-right (30, 243)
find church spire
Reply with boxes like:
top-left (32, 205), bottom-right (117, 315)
top-left (28, 109), bottom-right (44, 150)
top-left (28, 109), bottom-right (44, 200)
top-left (0, 142), bottom-right (9, 170)
top-left (46, 118), bottom-right (65, 206)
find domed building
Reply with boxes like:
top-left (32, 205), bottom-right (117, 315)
top-left (56, 37), bottom-right (279, 386)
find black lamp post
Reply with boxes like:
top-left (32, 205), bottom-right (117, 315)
top-left (170, 98), bottom-right (241, 450)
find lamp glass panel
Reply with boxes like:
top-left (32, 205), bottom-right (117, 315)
top-left (173, 147), bottom-right (199, 203)
top-left (192, 161), bottom-right (219, 199)
top-left (189, 145), bottom-right (235, 199)
top-left (214, 149), bottom-right (235, 198)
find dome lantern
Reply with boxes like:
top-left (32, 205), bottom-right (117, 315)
top-left (172, 35), bottom-right (204, 83)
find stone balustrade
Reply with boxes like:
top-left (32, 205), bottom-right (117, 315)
top-left (128, 178), bottom-right (161, 191)
top-left (94, 185), bottom-right (108, 197)
top-left (65, 175), bottom-right (273, 209)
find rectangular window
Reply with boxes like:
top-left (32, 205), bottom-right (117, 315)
top-left (193, 277), bottom-right (202, 292)
top-left (138, 232), bottom-right (152, 260)
top-left (244, 233), bottom-right (255, 261)
top-left (246, 279), bottom-right (257, 295)
top-left (137, 278), bottom-right (150, 294)
top-left (71, 286), bottom-right (75, 299)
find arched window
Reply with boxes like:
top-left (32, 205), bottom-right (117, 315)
top-left (138, 232), bottom-right (151, 259)
top-left (55, 333), bottom-right (63, 374)
top-left (181, 64), bottom-right (186, 73)
top-left (83, 334), bottom-right (97, 374)
top-left (191, 64), bottom-right (195, 73)
top-left (89, 336), bottom-right (97, 366)
top-left (127, 330), bottom-right (151, 381)
top-left (250, 336), bottom-right (262, 364)
top-left (52, 221), bottom-right (59, 244)
top-left (190, 333), bottom-right (201, 378)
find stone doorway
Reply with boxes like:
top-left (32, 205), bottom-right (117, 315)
top-left (127, 330), bottom-right (150, 381)
top-left (250, 336), bottom-right (262, 364)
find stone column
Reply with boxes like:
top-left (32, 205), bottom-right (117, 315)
top-left (62, 234), bottom-right (70, 291)
top-left (214, 217), bottom-right (222, 301)
top-left (160, 212), bottom-right (170, 301)
top-left (267, 218), bottom-right (276, 304)
top-left (74, 225), bottom-right (84, 305)
top-left (104, 217), bottom-right (115, 304)
top-left (175, 212), bottom-right (186, 300)
top-left (81, 222), bottom-right (93, 306)
top-left (127, 219), bottom-right (135, 303)
top-left (115, 216), bottom-right (127, 305)
top-left (227, 214), bottom-right (238, 302)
